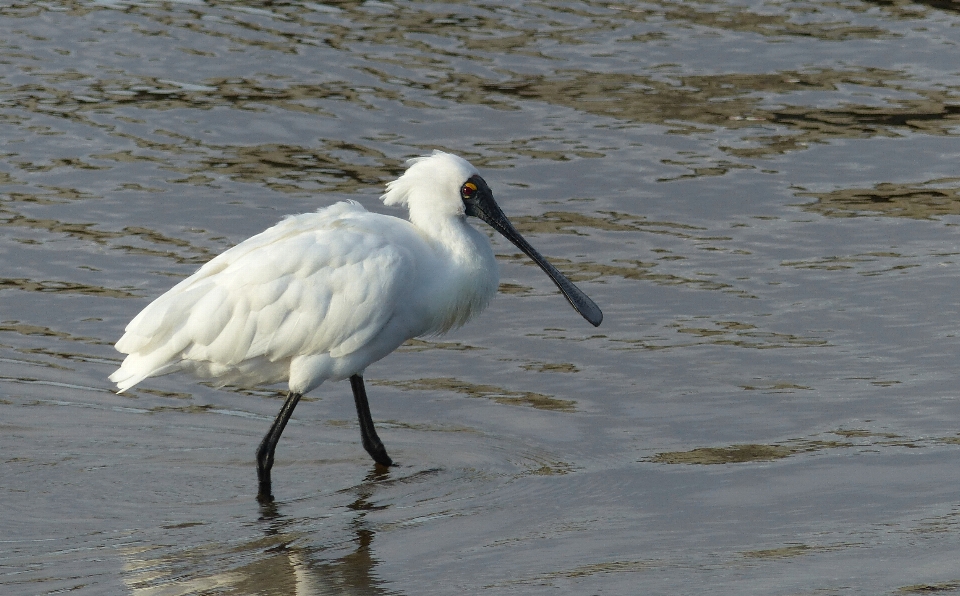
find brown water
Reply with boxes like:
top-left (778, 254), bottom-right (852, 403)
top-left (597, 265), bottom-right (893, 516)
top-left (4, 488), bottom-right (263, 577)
top-left (4, 1), bottom-right (960, 594)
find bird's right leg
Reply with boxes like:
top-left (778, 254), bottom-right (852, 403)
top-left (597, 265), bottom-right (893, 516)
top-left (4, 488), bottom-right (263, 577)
top-left (350, 374), bottom-right (393, 467)
top-left (256, 390), bottom-right (302, 503)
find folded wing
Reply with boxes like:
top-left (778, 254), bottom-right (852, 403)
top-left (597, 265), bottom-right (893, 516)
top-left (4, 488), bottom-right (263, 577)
top-left (110, 202), bottom-right (421, 392)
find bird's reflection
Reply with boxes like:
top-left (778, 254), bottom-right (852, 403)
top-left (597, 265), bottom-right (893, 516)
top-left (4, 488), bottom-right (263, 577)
top-left (120, 467), bottom-right (396, 596)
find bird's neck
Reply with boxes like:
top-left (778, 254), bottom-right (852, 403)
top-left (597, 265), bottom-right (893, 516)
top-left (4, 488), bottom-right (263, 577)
top-left (410, 213), bottom-right (500, 334)
top-left (409, 207), bottom-right (466, 251)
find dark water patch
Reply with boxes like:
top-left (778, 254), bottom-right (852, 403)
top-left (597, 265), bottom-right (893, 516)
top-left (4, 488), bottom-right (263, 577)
top-left (497, 281), bottom-right (535, 295)
top-left (0, 354), bottom-right (69, 371)
top-left (396, 338), bottom-right (484, 352)
top-left (371, 376), bottom-right (576, 412)
top-left (477, 137), bottom-right (606, 162)
top-left (10, 74), bottom-right (387, 116)
top-left (0, 213), bottom-right (218, 264)
top-left (782, 255), bottom-right (874, 270)
top-left (0, 207), bottom-right (219, 265)
top-left (92, 150), bottom-right (170, 166)
top-left (527, 462), bottom-right (574, 476)
top-left (25, 396), bottom-right (149, 413)
top-left (673, 322), bottom-right (827, 348)
top-left (742, 544), bottom-right (813, 559)
top-left (741, 544), bottom-right (824, 559)
top-left (896, 0), bottom-right (960, 16)
top-left (897, 580), bottom-right (960, 594)
top-left (3, 186), bottom-right (97, 204)
top-left (375, 420), bottom-right (479, 435)
top-left (833, 429), bottom-right (901, 440)
top-left (740, 382), bottom-right (812, 393)
top-left (604, 1), bottom-right (893, 40)
top-left (12, 346), bottom-right (115, 366)
top-left (520, 361), bottom-right (580, 374)
top-left (195, 141), bottom-right (391, 195)
top-left (114, 182), bottom-right (164, 193)
top-left (768, 99), bottom-right (960, 142)
top-left (525, 328), bottom-right (607, 344)
top-left (912, 506), bottom-right (960, 536)
top-left (668, 325), bottom-right (830, 350)
top-left (0, 321), bottom-right (103, 344)
top-left (858, 0), bottom-right (941, 19)
top-left (475, 67), bottom-right (945, 160)
top-left (135, 387), bottom-right (195, 400)
top-left (505, 254), bottom-right (747, 296)
top-left (495, 558), bottom-right (660, 589)
top-left (780, 251), bottom-right (928, 279)
top-left (11, 156), bottom-right (108, 172)
top-left (612, 318), bottom-right (827, 352)
top-left (147, 403), bottom-right (215, 415)
top-left (649, 428), bottom-right (937, 465)
top-left (797, 180), bottom-right (960, 219)
top-left (0, 277), bottom-right (139, 298)
top-left (722, 85), bottom-right (960, 160)
top-left (649, 443), bottom-right (799, 465)
top-left (511, 211), bottom-right (708, 237)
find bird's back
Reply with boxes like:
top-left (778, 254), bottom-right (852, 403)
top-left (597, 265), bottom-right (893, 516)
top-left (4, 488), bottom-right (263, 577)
top-left (109, 201), bottom-right (429, 392)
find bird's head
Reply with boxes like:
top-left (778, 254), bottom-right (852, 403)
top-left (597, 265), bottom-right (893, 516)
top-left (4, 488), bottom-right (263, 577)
top-left (381, 151), bottom-right (602, 327)
top-left (381, 150), bottom-right (480, 220)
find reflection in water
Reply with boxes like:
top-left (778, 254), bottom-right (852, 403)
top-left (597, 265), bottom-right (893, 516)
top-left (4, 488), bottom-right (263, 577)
top-left (120, 468), bottom-right (393, 596)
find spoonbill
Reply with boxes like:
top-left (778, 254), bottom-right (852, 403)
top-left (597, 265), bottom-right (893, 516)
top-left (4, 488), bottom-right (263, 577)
top-left (109, 151), bottom-right (602, 502)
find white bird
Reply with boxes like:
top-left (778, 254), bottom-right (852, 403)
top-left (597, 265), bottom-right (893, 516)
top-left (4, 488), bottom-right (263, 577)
top-left (110, 151), bottom-right (602, 502)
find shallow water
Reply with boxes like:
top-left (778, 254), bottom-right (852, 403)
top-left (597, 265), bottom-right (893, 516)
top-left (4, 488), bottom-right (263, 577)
top-left (4, 0), bottom-right (960, 594)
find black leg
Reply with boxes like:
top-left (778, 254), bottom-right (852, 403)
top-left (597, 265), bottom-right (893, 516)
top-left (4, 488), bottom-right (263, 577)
top-left (350, 374), bottom-right (393, 467)
top-left (256, 390), bottom-right (302, 503)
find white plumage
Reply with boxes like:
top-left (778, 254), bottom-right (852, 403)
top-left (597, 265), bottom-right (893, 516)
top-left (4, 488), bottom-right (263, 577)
top-left (109, 150), bottom-right (601, 502)
top-left (111, 153), bottom-right (497, 394)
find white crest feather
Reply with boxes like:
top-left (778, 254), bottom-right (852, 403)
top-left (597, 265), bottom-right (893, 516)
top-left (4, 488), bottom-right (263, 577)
top-left (380, 150), bottom-right (478, 210)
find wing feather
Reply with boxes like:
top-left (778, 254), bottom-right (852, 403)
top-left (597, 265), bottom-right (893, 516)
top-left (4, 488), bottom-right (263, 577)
top-left (111, 201), bottom-right (423, 392)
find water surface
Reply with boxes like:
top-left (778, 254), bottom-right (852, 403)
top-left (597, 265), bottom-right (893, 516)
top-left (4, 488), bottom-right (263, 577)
top-left (4, 1), bottom-right (960, 594)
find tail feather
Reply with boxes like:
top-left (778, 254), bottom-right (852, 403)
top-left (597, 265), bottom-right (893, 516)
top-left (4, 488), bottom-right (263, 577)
top-left (109, 351), bottom-right (184, 393)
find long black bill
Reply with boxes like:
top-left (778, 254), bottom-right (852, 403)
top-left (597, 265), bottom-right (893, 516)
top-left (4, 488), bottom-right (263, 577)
top-left (464, 176), bottom-right (603, 327)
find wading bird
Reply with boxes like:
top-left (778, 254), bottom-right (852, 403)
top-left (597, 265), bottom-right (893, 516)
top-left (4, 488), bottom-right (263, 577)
top-left (110, 151), bottom-right (602, 502)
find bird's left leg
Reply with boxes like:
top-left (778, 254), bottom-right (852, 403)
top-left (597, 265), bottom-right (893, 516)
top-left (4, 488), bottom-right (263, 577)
top-left (256, 390), bottom-right (302, 503)
top-left (350, 374), bottom-right (393, 467)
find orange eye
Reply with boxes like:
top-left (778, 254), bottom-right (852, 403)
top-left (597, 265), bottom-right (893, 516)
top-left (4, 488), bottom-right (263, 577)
top-left (461, 181), bottom-right (478, 200)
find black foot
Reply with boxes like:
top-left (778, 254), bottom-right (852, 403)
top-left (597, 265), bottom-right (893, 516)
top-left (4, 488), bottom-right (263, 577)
top-left (367, 444), bottom-right (393, 467)
top-left (257, 482), bottom-right (274, 504)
